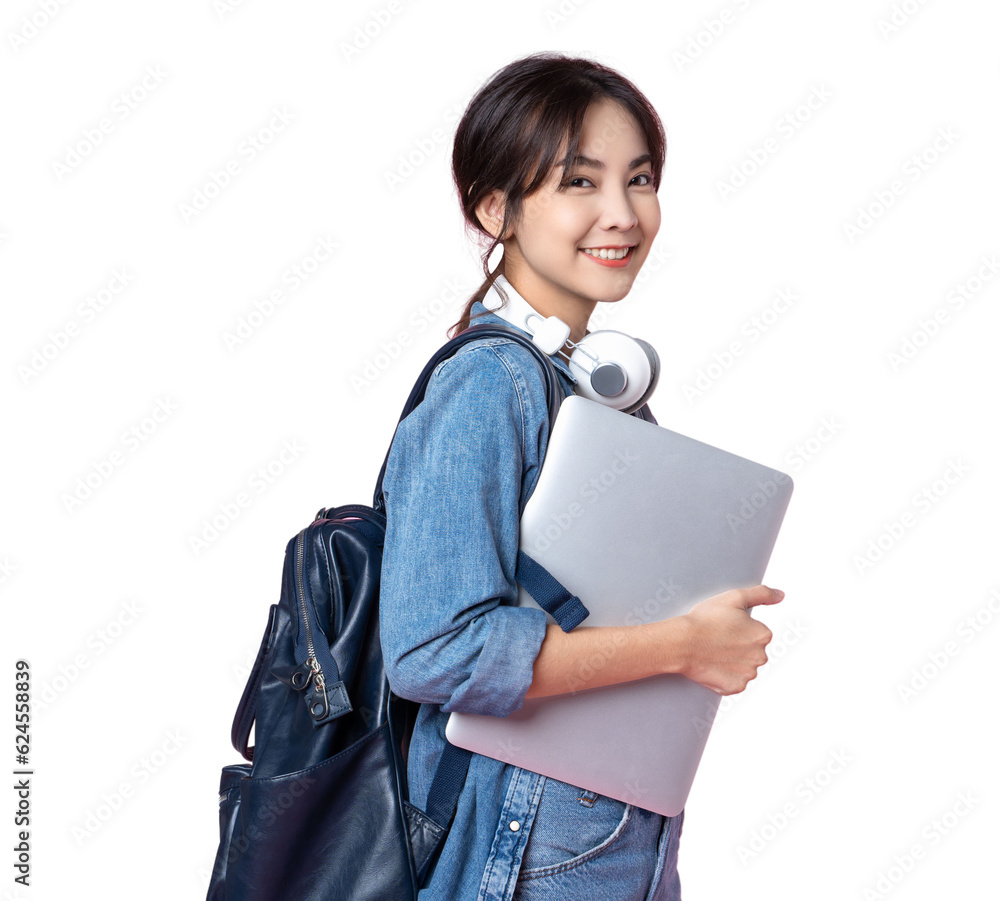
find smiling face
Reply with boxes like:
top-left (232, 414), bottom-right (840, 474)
top-left (477, 97), bottom-right (661, 342)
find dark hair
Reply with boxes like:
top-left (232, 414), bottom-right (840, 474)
top-left (447, 51), bottom-right (666, 338)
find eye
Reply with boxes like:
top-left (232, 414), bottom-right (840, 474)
top-left (631, 172), bottom-right (653, 186)
top-left (563, 176), bottom-right (594, 188)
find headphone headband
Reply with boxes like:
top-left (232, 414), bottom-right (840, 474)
top-left (482, 275), bottom-right (659, 414)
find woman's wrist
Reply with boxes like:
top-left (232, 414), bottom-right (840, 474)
top-left (647, 615), bottom-right (692, 678)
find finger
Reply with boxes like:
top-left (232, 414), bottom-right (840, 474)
top-left (743, 585), bottom-right (785, 609)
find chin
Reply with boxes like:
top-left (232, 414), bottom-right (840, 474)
top-left (602, 277), bottom-right (637, 301)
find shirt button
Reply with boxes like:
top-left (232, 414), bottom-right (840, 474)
top-left (509, 820), bottom-right (521, 832)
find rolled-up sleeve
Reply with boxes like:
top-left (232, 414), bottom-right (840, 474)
top-left (379, 343), bottom-right (549, 717)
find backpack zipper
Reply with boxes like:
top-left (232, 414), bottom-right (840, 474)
top-left (293, 528), bottom-right (330, 721)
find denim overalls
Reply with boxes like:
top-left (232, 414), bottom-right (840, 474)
top-left (379, 291), bottom-right (684, 901)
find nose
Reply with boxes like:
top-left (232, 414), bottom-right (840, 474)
top-left (597, 183), bottom-right (639, 232)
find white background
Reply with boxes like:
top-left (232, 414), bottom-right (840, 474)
top-left (3, 1), bottom-right (998, 899)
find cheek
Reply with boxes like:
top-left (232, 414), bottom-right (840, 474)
top-left (639, 198), bottom-right (661, 237)
top-left (525, 214), bottom-right (580, 260)
top-left (550, 207), bottom-right (593, 251)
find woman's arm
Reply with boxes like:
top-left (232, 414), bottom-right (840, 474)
top-left (379, 338), bottom-right (785, 713)
top-left (379, 342), bottom-right (550, 717)
top-left (524, 584), bottom-right (785, 699)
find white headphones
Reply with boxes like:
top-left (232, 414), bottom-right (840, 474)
top-left (482, 275), bottom-right (660, 415)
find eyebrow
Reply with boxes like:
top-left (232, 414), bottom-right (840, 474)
top-left (561, 152), bottom-right (653, 171)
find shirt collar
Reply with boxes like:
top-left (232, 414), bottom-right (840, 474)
top-left (468, 276), bottom-right (578, 384)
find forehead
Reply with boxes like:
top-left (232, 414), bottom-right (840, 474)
top-left (525, 99), bottom-right (650, 189)
top-left (567, 99), bottom-right (648, 162)
top-left (582, 98), bottom-right (640, 133)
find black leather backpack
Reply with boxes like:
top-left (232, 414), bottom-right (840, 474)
top-left (205, 325), bottom-right (592, 901)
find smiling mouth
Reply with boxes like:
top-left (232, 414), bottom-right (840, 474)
top-left (579, 245), bottom-right (635, 261)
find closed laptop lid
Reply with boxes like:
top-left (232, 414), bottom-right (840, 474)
top-left (446, 395), bottom-right (793, 815)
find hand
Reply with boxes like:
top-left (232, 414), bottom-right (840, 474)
top-left (674, 585), bottom-right (785, 696)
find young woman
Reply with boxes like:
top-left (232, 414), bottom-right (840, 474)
top-left (378, 52), bottom-right (784, 901)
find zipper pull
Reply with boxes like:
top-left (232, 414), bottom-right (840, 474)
top-left (305, 670), bottom-right (329, 721)
top-left (270, 658), bottom-right (316, 690)
top-left (290, 659), bottom-right (316, 691)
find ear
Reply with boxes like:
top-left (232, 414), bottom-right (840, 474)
top-left (475, 189), bottom-right (510, 240)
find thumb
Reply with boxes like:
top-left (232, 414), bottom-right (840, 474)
top-left (742, 585), bottom-right (785, 610)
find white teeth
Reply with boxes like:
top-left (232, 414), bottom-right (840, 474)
top-left (581, 247), bottom-right (630, 260)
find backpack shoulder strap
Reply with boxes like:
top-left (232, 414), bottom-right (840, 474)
top-left (372, 324), bottom-right (562, 515)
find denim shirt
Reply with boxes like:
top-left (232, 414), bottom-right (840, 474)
top-left (379, 285), bottom-right (683, 901)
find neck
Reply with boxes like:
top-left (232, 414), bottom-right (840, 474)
top-left (499, 271), bottom-right (595, 346)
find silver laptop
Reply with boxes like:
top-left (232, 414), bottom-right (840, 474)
top-left (445, 395), bottom-right (793, 816)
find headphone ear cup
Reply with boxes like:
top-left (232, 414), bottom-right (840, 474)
top-left (619, 338), bottom-right (660, 414)
top-left (569, 330), bottom-right (657, 413)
